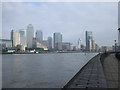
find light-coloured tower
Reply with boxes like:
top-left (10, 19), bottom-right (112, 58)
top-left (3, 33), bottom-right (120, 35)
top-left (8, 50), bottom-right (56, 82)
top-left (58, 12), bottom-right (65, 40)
top-left (26, 24), bottom-right (34, 48)
top-left (77, 38), bottom-right (81, 50)
top-left (11, 30), bottom-right (20, 47)
top-left (36, 30), bottom-right (43, 42)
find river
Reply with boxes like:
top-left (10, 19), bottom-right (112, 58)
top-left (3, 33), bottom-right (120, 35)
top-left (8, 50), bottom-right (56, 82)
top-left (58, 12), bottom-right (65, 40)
top-left (2, 53), bottom-right (97, 88)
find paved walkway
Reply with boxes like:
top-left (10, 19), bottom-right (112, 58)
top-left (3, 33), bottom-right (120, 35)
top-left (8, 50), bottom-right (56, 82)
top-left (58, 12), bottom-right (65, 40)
top-left (64, 54), bottom-right (107, 88)
top-left (102, 54), bottom-right (118, 88)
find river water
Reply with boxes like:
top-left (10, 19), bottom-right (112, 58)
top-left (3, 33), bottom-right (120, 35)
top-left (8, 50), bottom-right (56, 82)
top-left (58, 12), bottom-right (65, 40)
top-left (2, 53), bottom-right (97, 88)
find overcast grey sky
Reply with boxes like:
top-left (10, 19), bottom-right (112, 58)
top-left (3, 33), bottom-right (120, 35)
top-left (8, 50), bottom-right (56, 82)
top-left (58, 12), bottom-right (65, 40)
top-left (2, 2), bottom-right (118, 46)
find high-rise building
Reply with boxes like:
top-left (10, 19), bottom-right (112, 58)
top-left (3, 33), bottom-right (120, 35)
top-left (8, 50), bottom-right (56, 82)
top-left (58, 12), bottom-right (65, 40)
top-left (19, 30), bottom-right (25, 37)
top-left (85, 31), bottom-right (93, 51)
top-left (56, 42), bottom-right (72, 51)
top-left (0, 39), bottom-right (12, 50)
top-left (11, 30), bottom-right (20, 47)
top-left (32, 38), bottom-right (48, 50)
top-left (48, 37), bottom-right (52, 50)
top-left (77, 38), bottom-right (82, 50)
top-left (19, 30), bottom-right (26, 50)
top-left (36, 30), bottom-right (43, 42)
top-left (19, 30), bottom-right (26, 45)
top-left (53, 32), bottom-right (62, 49)
top-left (26, 24), bottom-right (34, 48)
top-left (88, 39), bottom-right (92, 51)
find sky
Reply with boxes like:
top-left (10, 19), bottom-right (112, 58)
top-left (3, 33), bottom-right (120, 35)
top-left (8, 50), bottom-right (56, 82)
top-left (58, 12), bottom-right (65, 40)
top-left (2, 2), bottom-right (118, 46)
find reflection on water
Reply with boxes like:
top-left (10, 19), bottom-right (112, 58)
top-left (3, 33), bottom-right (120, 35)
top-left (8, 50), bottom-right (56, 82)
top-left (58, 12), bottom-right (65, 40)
top-left (2, 53), bottom-right (97, 88)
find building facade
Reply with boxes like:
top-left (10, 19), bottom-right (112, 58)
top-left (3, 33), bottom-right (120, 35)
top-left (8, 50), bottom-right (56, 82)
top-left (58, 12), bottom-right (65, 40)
top-left (36, 30), bottom-right (43, 42)
top-left (48, 37), bottom-right (52, 50)
top-left (32, 38), bottom-right (48, 50)
top-left (77, 38), bottom-right (82, 50)
top-left (55, 42), bottom-right (72, 51)
top-left (86, 31), bottom-right (93, 51)
top-left (19, 30), bottom-right (26, 50)
top-left (0, 39), bottom-right (12, 50)
top-left (26, 24), bottom-right (34, 48)
top-left (53, 32), bottom-right (62, 49)
top-left (11, 30), bottom-right (20, 47)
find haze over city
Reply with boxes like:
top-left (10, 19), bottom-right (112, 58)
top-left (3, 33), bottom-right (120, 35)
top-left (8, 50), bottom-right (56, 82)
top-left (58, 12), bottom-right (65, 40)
top-left (2, 2), bottom-right (118, 46)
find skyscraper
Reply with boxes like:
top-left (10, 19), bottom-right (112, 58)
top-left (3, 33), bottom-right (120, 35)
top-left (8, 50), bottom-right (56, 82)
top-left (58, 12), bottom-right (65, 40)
top-left (86, 31), bottom-right (93, 51)
top-left (77, 38), bottom-right (82, 50)
top-left (19, 30), bottom-right (26, 47)
top-left (53, 32), bottom-right (62, 49)
top-left (11, 30), bottom-right (13, 42)
top-left (11, 30), bottom-right (20, 47)
top-left (36, 30), bottom-right (43, 42)
top-left (48, 37), bottom-right (52, 50)
top-left (26, 24), bottom-right (34, 48)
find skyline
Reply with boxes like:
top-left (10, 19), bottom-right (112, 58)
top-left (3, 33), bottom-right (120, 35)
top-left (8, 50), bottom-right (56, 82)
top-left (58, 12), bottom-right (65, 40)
top-left (2, 2), bottom-right (118, 46)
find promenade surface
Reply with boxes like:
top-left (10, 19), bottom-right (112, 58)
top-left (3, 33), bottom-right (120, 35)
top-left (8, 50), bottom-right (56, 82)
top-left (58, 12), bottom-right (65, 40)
top-left (63, 53), bottom-right (119, 89)
top-left (64, 54), bottom-right (107, 88)
top-left (102, 54), bottom-right (118, 88)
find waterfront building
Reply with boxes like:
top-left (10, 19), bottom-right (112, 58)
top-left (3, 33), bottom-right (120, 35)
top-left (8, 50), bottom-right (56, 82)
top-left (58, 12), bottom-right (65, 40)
top-left (77, 38), bottom-right (82, 50)
top-left (53, 32), bottom-right (62, 49)
top-left (19, 30), bottom-right (25, 37)
top-left (85, 31), bottom-right (93, 51)
top-left (73, 46), bottom-right (77, 51)
top-left (88, 39), bottom-right (99, 52)
top-left (48, 37), bottom-right (52, 50)
top-left (26, 24), bottom-right (34, 48)
top-left (101, 46), bottom-right (113, 52)
top-left (19, 30), bottom-right (26, 50)
top-left (88, 40), bottom-right (92, 51)
top-left (0, 39), bottom-right (12, 50)
top-left (41, 40), bottom-right (49, 48)
top-left (55, 42), bottom-right (72, 51)
top-left (36, 30), bottom-right (43, 42)
top-left (62, 42), bottom-right (72, 51)
top-left (91, 40), bottom-right (95, 51)
top-left (11, 30), bottom-right (20, 47)
top-left (33, 38), bottom-right (48, 50)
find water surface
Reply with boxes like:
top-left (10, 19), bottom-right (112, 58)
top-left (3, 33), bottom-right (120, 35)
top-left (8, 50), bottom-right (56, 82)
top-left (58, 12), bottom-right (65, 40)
top-left (2, 53), bottom-right (97, 88)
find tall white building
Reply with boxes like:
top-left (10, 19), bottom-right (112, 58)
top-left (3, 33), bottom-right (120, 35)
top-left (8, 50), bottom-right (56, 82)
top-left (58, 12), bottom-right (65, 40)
top-left (26, 24), bottom-right (34, 48)
top-left (11, 30), bottom-right (20, 47)
top-left (77, 38), bottom-right (82, 50)
top-left (36, 30), bottom-right (43, 42)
